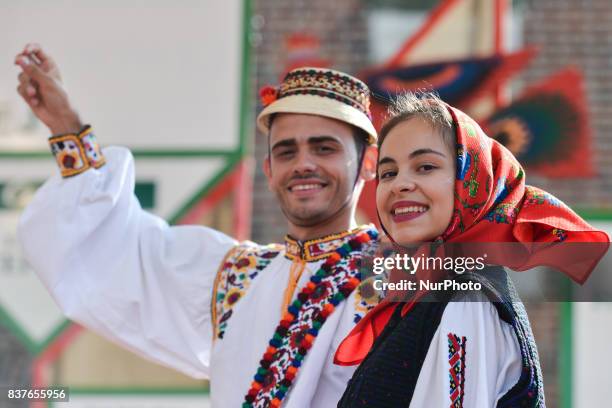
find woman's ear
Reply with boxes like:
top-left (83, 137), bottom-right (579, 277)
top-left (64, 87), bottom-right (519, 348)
top-left (360, 145), bottom-right (378, 181)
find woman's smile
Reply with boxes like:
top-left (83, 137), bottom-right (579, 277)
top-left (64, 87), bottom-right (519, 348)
top-left (376, 117), bottom-right (455, 244)
top-left (390, 200), bottom-right (429, 222)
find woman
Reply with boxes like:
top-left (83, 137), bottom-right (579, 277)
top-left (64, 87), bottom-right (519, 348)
top-left (334, 93), bottom-right (609, 407)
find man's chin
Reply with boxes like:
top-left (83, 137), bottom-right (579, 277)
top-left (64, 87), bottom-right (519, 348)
top-left (284, 208), bottom-right (331, 226)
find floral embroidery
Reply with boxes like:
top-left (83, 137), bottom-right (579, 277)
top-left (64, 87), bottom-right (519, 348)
top-left (285, 226), bottom-right (374, 262)
top-left (523, 186), bottom-right (562, 207)
top-left (484, 203), bottom-right (518, 224)
top-left (213, 243), bottom-right (282, 340)
top-left (463, 151), bottom-right (480, 198)
top-left (552, 228), bottom-right (568, 242)
top-left (492, 176), bottom-right (509, 205)
top-left (244, 229), bottom-right (379, 408)
top-left (80, 127), bottom-right (106, 169)
top-left (48, 126), bottom-right (105, 178)
top-left (49, 134), bottom-right (89, 177)
top-left (456, 144), bottom-right (471, 181)
top-left (353, 276), bottom-right (384, 323)
top-left (459, 120), bottom-right (477, 137)
top-left (448, 333), bottom-right (467, 408)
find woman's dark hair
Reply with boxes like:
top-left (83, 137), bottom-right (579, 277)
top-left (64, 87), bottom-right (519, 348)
top-left (378, 91), bottom-right (456, 153)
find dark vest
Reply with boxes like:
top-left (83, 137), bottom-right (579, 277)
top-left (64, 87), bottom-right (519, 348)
top-left (338, 267), bottom-right (545, 407)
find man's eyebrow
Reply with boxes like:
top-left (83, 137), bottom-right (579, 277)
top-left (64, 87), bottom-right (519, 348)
top-left (271, 139), bottom-right (297, 151)
top-left (307, 135), bottom-right (342, 144)
top-left (271, 135), bottom-right (342, 151)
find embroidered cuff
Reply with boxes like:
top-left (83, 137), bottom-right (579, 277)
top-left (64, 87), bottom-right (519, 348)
top-left (49, 125), bottom-right (106, 178)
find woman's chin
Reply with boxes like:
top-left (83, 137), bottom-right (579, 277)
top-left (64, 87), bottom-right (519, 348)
top-left (389, 229), bottom-right (439, 245)
top-left (389, 232), bottom-right (424, 246)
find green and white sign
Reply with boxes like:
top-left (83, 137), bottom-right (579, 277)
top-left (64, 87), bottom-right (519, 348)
top-left (49, 389), bottom-right (210, 408)
top-left (0, 0), bottom-right (251, 402)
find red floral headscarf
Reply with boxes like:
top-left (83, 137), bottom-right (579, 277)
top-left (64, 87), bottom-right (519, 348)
top-left (334, 105), bottom-right (609, 366)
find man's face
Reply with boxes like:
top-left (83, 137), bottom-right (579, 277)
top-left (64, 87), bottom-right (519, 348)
top-left (264, 113), bottom-right (361, 227)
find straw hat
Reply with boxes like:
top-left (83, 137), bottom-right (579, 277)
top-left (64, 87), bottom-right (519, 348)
top-left (256, 67), bottom-right (377, 144)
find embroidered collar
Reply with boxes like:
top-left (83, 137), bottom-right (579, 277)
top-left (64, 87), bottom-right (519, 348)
top-left (284, 225), bottom-right (375, 262)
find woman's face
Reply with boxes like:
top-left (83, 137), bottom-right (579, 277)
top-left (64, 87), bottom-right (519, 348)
top-left (376, 117), bottom-right (455, 244)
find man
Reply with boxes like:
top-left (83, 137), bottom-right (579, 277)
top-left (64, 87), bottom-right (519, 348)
top-left (15, 43), bottom-right (380, 407)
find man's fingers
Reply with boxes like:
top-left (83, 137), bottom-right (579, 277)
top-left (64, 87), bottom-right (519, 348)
top-left (16, 84), bottom-right (40, 108)
top-left (26, 85), bottom-right (37, 97)
top-left (17, 72), bottom-right (38, 98)
top-left (15, 56), bottom-right (47, 83)
top-left (18, 71), bottom-right (31, 84)
top-left (24, 43), bottom-right (49, 65)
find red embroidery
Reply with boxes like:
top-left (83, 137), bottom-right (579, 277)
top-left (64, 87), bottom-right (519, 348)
top-left (448, 333), bottom-right (467, 408)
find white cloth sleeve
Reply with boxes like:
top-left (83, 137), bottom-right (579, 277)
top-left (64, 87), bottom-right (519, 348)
top-left (409, 301), bottom-right (523, 407)
top-left (18, 146), bottom-right (237, 379)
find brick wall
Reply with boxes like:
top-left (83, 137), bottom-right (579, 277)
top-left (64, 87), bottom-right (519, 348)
top-left (521, 0), bottom-right (612, 207)
top-left (250, 0), bottom-right (612, 234)
top-left (249, 0), bottom-right (612, 405)
top-left (251, 0), bottom-right (370, 244)
top-left (521, 2), bottom-right (612, 404)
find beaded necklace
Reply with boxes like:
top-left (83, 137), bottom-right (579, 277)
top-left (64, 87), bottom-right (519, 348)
top-left (242, 229), bottom-right (377, 407)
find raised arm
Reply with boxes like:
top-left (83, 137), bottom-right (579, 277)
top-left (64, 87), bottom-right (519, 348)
top-left (15, 44), bottom-right (237, 378)
top-left (15, 43), bottom-right (82, 135)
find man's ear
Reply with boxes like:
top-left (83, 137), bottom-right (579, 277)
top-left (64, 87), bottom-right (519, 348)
top-left (360, 145), bottom-right (378, 181)
top-left (263, 156), bottom-right (273, 191)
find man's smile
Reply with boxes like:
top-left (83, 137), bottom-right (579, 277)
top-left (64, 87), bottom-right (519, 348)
top-left (287, 178), bottom-right (329, 197)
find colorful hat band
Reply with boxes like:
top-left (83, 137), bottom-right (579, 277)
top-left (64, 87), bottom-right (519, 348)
top-left (278, 69), bottom-right (371, 118)
top-left (257, 67), bottom-right (378, 144)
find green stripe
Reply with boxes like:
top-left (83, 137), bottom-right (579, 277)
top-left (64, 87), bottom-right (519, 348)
top-left (557, 211), bottom-right (610, 408)
top-left (574, 208), bottom-right (612, 221)
top-left (560, 302), bottom-right (573, 408)
top-left (68, 387), bottom-right (209, 395)
top-left (0, 182), bottom-right (155, 210)
top-left (0, 303), bottom-right (36, 352)
top-left (0, 303), bottom-right (73, 354)
top-left (48, 387), bottom-right (209, 408)
top-left (0, 149), bottom-right (235, 159)
top-left (134, 182), bottom-right (156, 209)
top-left (239, 0), bottom-right (253, 157)
top-left (168, 154), bottom-right (240, 225)
top-left (133, 150), bottom-right (236, 158)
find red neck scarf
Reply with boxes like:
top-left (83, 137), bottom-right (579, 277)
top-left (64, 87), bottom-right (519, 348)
top-left (334, 105), bottom-right (609, 366)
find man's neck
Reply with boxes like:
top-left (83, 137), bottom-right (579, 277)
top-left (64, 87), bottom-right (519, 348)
top-left (287, 217), bottom-right (359, 241)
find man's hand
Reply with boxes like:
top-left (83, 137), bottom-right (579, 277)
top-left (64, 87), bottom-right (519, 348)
top-left (15, 43), bottom-right (83, 135)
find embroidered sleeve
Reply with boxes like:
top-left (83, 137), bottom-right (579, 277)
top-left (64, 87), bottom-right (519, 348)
top-left (353, 275), bottom-right (385, 323)
top-left (408, 302), bottom-right (522, 408)
top-left (49, 125), bottom-right (105, 177)
top-left (18, 146), bottom-right (237, 379)
top-left (212, 242), bottom-right (282, 340)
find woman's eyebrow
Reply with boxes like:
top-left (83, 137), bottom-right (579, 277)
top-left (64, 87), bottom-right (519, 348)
top-left (378, 148), bottom-right (446, 165)
top-left (378, 157), bottom-right (396, 166)
top-left (409, 148), bottom-right (447, 158)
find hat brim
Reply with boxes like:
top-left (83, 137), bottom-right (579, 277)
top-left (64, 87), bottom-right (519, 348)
top-left (256, 94), bottom-right (377, 144)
